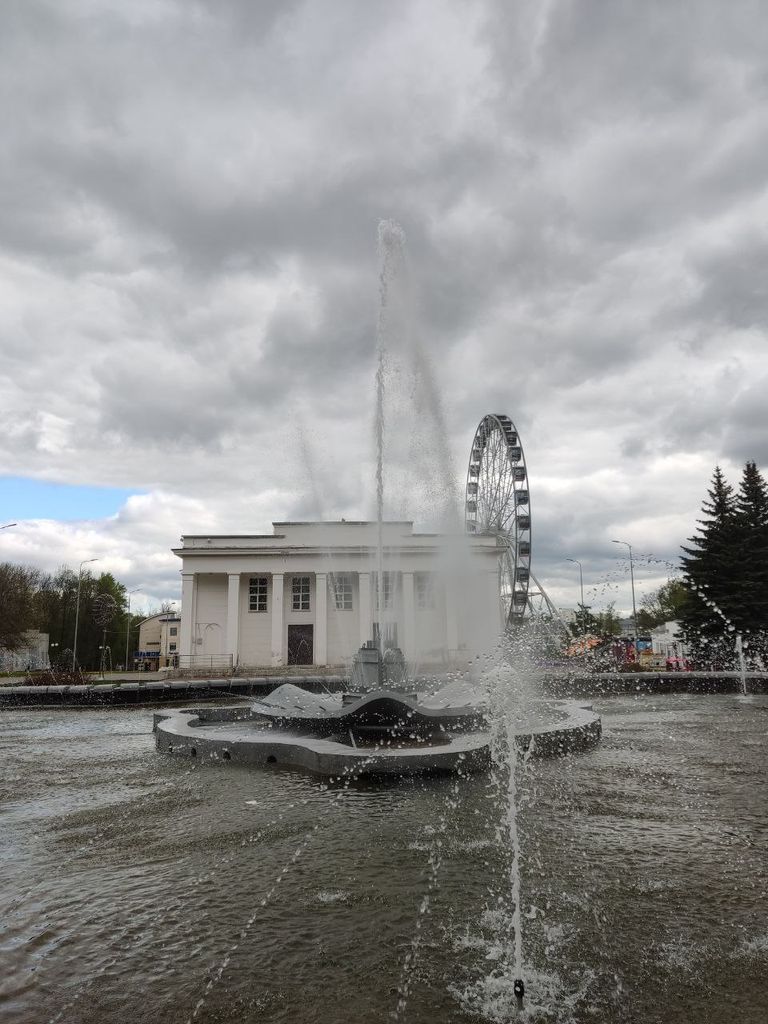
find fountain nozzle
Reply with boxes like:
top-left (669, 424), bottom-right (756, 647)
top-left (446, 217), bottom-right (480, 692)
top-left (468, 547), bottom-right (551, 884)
top-left (514, 978), bottom-right (524, 1010)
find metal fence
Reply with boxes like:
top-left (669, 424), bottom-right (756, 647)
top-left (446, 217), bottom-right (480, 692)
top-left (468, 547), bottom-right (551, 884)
top-left (177, 654), bottom-right (234, 671)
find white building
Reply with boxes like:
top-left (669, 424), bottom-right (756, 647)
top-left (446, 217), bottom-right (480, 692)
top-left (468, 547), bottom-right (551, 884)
top-left (0, 631), bottom-right (49, 672)
top-left (173, 521), bottom-right (501, 670)
top-left (651, 620), bottom-right (686, 658)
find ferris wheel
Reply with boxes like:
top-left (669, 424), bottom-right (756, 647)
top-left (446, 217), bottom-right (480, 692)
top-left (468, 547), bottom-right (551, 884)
top-left (465, 414), bottom-right (532, 629)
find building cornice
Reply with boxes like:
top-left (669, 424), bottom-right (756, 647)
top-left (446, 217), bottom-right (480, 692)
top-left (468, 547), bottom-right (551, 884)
top-left (172, 540), bottom-right (499, 560)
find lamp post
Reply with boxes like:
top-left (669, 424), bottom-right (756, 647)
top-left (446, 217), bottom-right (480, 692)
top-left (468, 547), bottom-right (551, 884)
top-left (566, 558), bottom-right (585, 633)
top-left (612, 540), bottom-right (638, 654)
top-left (72, 558), bottom-right (98, 672)
top-left (124, 588), bottom-right (141, 672)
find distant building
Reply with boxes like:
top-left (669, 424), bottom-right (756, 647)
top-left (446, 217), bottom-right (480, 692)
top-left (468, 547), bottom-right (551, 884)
top-left (136, 613), bottom-right (181, 671)
top-left (0, 631), bottom-right (50, 672)
top-left (651, 620), bottom-right (686, 658)
top-left (173, 521), bottom-right (501, 670)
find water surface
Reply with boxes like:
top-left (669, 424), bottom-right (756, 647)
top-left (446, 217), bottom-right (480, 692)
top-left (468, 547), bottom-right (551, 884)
top-left (1, 695), bottom-right (766, 1023)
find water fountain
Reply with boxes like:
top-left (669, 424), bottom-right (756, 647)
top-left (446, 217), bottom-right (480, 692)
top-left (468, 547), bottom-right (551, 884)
top-left (151, 220), bottom-right (602, 1019)
top-left (155, 222), bottom-right (600, 781)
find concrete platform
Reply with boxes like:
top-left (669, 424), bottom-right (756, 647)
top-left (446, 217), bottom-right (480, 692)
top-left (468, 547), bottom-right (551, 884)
top-left (153, 687), bottom-right (601, 777)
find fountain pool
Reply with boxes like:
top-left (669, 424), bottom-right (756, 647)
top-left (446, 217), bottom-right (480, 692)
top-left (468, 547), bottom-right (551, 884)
top-left (2, 694), bottom-right (766, 1023)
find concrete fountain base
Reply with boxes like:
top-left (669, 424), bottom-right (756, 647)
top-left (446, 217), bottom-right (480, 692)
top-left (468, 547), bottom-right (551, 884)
top-left (153, 683), bottom-right (601, 777)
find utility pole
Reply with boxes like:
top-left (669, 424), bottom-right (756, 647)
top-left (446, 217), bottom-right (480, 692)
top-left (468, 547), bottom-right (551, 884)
top-left (124, 588), bottom-right (141, 672)
top-left (566, 558), bottom-right (585, 633)
top-left (612, 540), bottom-right (638, 655)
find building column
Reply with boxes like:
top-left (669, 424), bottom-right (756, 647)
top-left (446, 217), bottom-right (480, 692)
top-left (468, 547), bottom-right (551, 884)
top-left (271, 573), bottom-right (284, 666)
top-left (445, 578), bottom-right (459, 657)
top-left (181, 573), bottom-right (196, 659)
top-left (226, 573), bottom-right (240, 669)
top-left (315, 572), bottom-right (328, 666)
top-left (402, 571), bottom-right (415, 659)
top-left (490, 568), bottom-right (503, 634)
top-left (358, 572), bottom-right (371, 647)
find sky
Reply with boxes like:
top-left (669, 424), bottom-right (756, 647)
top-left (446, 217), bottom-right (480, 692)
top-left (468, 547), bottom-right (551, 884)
top-left (1, 0), bottom-right (767, 618)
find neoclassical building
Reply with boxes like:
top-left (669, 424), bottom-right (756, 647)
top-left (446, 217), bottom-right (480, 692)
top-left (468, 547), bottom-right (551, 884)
top-left (174, 521), bottom-right (501, 670)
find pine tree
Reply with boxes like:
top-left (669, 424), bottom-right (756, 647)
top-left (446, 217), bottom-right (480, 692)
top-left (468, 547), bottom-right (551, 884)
top-left (732, 461), bottom-right (768, 641)
top-left (679, 466), bottom-right (738, 665)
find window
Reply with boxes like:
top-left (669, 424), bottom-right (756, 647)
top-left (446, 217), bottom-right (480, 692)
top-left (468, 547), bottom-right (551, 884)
top-left (331, 574), bottom-right (353, 610)
top-left (249, 577), bottom-right (268, 612)
top-left (169, 627), bottom-right (178, 636)
top-left (292, 575), bottom-right (311, 611)
top-left (169, 643), bottom-right (177, 652)
top-left (415, 573), bottom-right (436, 610)
top-left (374, 571), bottom-right (396, 610)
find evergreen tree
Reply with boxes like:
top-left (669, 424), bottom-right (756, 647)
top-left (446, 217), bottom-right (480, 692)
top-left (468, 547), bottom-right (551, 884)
top-left (678, 464), bottom-right (768, 666)
top-left (732, 460), bottom-right (768, 643)
top-left (679, 466), bottom-right (735, 663)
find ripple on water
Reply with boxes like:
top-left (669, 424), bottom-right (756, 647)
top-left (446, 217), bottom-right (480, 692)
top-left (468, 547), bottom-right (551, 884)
top-left (1, 701), bottom-right (767, 1024)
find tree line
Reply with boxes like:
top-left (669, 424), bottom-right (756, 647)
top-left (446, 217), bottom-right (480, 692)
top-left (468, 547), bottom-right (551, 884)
top-left (0, 564), bottom-right (152, 671)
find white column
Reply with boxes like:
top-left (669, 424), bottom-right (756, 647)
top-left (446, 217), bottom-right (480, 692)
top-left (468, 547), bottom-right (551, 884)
top-left (271, 573), bottom-right (284, 666)
top-left (315, 572), bottom-right (327, 665)
top-left (181, 573), bottom-right (196, 659)
top-left (358, 572), bottom-right (371, 647)
top-left (402, 571), bottom-right (415, 659)
top-left (445, 577), bottom-right (459, 657)
top-left (226, 573), bottom-right (240, 669)
top-left (490, 569), bottom-right (503, 635)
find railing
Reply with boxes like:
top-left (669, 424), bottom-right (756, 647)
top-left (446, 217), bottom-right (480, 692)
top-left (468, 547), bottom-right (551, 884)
top-left (176, 654), bottom-right (234, 671)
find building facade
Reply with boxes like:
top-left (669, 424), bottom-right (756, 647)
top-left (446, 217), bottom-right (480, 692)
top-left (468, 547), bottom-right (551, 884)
top-left (136, 612), bottom-right (182, 670)
top-left (0, 631), bottom-right (50, 673)
top-left (173, 521), bottom-right (501, 670)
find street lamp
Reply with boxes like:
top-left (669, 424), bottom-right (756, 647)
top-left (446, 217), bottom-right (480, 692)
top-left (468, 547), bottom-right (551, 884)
top-left (124, 588), bottom-right (142, 672)
top-left (566, 558), bottom-right (585, 633)
top-left (72, 558), bottom-right (98, 672)
top-left (612, 540), bottom-right (638, 653)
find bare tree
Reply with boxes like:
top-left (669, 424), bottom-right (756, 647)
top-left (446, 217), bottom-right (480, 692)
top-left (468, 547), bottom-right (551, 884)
top-left (0, 563), bottom-right (40, 651)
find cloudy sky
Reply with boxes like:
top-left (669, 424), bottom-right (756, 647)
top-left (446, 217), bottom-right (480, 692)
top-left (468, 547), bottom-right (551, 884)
top-left (1, 0), bottom-right (767, 617)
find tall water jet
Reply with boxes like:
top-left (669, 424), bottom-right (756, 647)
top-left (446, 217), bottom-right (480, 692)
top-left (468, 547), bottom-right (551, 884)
top-left (374, 219), bottom-right (407, 639)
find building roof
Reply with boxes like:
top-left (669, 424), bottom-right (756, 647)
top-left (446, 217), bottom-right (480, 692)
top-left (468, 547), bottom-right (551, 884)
top-left (175, 520), bottom-right (500, 557)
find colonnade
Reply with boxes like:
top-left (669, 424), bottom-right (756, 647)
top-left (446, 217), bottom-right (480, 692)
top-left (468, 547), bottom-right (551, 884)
top-left (180, 568), bottom-right (466, 668)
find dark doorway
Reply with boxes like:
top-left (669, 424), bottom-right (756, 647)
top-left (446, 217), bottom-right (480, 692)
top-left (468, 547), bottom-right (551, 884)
top-left (287, 624), bottom-right (314, 665)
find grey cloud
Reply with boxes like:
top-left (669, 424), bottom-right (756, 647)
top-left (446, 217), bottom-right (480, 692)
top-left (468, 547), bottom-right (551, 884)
top-left (2, 0), bottom-right (768, 598)
top-left (690, 233), bottom-right (768, 331)
top-left (722, 377), bottom-right (768, 465)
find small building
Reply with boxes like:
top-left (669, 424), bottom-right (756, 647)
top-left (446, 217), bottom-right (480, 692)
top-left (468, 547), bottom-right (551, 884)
top-left (173, 521), bottom-right (501, 671)
top-left (651, 620), bottom-right (686, 659)
top-left (136, 613), bottom-right (181, 671)
top-left (0, 631), bottom-right (50, 673)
